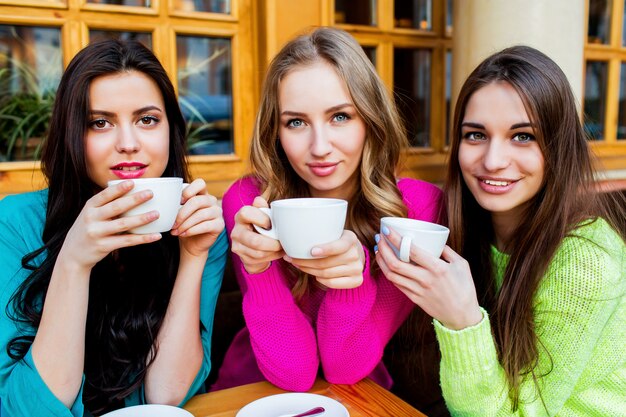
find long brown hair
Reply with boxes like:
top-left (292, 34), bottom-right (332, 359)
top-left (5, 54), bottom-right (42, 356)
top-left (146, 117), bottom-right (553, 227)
top-left (250, 27), bottom-right (408, 294)
top-left (445, 45), bottom-right (625, 410)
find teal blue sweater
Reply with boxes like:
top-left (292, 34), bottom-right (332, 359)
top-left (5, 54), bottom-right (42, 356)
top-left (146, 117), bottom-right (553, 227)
top-left (0, 190), bottom-right (228, 416)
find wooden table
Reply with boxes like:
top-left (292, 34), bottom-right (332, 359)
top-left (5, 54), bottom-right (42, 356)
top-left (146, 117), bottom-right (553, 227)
top-left (183, 378), bottom-right (427, 417)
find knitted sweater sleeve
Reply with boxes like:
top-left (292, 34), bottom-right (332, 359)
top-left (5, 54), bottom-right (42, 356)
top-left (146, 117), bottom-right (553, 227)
top-left (221, 178), bottom-right (319, 391)
top-left (317, 178), bottom-right (445, 384)
top-left (435, 219), bottom-right (626, 417)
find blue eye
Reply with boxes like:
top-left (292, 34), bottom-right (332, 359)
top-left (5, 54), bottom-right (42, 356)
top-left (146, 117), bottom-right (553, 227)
top-left (513, 133), bottom-right (535, 143)
top-left (287, 119), bottom-right (304, 128)
top-left (333, 113), bottom-right (350, 122)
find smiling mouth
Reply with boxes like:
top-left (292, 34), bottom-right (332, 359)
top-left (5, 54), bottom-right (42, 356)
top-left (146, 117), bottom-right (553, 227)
top-left (482, 179), bottom-right (514, 186)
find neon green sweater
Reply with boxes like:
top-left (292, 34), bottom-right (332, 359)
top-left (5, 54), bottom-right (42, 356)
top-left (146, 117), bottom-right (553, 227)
top-left (434, 218), bottom-right (626, 416)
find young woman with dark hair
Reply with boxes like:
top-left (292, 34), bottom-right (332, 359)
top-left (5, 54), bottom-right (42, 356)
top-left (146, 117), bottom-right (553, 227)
top-left (211, 27), bottom-right (444, 393)
top-left (377, 45), bottom-right (626, 415)
top-left (0, 39), bottom-right (228, 416)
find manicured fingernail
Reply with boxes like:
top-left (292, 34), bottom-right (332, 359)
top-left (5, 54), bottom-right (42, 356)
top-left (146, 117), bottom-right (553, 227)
top-left (374, 234), bottom-right (380, 243)
top-left (311, 247), bottom-right (323, 256)
top-left (382, 225), bottom-right (390, 236)
top-left (374, 245), bottom-right (378, 253)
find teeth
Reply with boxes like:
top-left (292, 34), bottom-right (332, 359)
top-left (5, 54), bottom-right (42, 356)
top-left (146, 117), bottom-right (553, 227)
top-left (483, 179), bottom-right (510, 186)
top-left (116, 166), bottom-right (143, 171)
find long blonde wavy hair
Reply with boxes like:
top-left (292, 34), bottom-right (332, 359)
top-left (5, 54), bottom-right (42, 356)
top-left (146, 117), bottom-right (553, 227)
top-left (249, 27), bottom-right (409, 295)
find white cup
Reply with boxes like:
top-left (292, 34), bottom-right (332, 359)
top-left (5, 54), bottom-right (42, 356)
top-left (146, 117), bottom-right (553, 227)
top-left (253, 198), bottom-right (348, 259)
top-left (381, 217), bottom-right (449, 262)
top-left (107, 177), bottom-right (187, 234)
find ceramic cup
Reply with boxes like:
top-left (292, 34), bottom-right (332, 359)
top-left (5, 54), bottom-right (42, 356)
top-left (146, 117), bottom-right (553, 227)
top-left (107, 177), bottom-right (187, 234)
top-left (253, 198), bottom-right (348, 259)
top-left (381, 217), bottom-right (449, 262)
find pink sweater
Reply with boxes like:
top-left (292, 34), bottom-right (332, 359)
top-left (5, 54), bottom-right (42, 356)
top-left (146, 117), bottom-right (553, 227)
top-left (212, 177), bottom-right (444, 392)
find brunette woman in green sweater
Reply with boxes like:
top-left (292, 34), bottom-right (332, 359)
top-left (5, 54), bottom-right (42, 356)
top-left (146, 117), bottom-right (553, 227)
top-left (376, 46), bottom-right (625, 416)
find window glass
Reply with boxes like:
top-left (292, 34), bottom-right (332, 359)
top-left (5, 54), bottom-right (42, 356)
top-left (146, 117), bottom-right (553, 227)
top-left (584, 60), bottom-right (608, 140)
top-left (335, 0), bottom-right (376, 26)
top-left (177, 35), bottom-right (233, 155)
top-left (445, 50), bottom-right (452, 146)
top-left (87, 0), bottom-right (150, 6)
top-left (617, 63), bottom-right (626, 140)
top-left (394, 47), bottom-right (431, 147)
top-left (362, 46), bottom-right (376, 66)
top-left (173, 0), bottom-right (230, 13)
top-left (89, 30), bottom-right (152, 48)
top-left (588, 0), bottom-right (612, 44)
top-left (0, 25), bottom-right (62, 161)
top-left (394, 0), bottom-right (431, 30)
top-left (446, 0), bottom-right (453, 35)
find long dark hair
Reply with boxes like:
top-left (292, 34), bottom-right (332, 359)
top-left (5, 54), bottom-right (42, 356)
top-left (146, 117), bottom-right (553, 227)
top-left (249, 27), bottom-right (408, 296)
top-left (445, 45), bottom-right (626, 409)
top-left (7, 40), bottom-right (190, 414)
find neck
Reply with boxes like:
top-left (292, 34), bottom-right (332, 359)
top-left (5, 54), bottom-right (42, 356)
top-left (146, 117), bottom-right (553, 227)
top-left (491, 212), bottom-right (518, 252)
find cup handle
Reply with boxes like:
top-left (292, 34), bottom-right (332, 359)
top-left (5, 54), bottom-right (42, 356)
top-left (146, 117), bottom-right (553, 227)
top-left (252, 207), bottom-right (278, 240)
top-left (179, 183), bottom-right (190, 208)
top-left (399, 235), bottom-right (412, 263)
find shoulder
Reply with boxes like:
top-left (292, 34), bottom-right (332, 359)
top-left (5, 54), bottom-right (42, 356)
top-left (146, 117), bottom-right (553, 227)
top-left (0, 189), bottom-right (47, 230)
top-left (222, 176), bottom-right (262, 208)
top-left (545, 218), bottom-right (625, 298)
top-left (396, 178), bottom-right (444, 222)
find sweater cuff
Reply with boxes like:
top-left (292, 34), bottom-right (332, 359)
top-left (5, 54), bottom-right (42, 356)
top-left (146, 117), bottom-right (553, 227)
top-left (242, 261), bottom-right (293, 305)
top-left (326, 244), bottom-right (375, 304)
top-left (434, 307), bottom-right (498, 375)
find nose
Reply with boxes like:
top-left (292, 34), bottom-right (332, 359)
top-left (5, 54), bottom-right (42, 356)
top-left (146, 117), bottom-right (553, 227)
top-left (482, 139), bottom-right (511, 172)
top-left (310, 125), bottom-right (332, 157)
top-left (115, 124), bottom-right (140, 153)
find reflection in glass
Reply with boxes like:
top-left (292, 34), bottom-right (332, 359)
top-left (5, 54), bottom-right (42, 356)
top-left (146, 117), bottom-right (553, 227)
top-left (584, 61), bottom-right (608, 140)
top-left (394, 48), bottom-right (431, 147)
top-left (445, 50), bottom-right (452, 146)
top-left (0, 25), bottom-right (62, 161)
top-left (588, 0), bottom-right (611, 44)
top-left (174, 0), bottom-right (230, 13)
top-left (177, 35), bottom-right (233, 155)
top-left (335, 0), bottom-right (376, 26)
top-left (87, 0), bottom-right (150, 6)
top-left (362, 46), bottom-right (376, 66)
top-left (395, 0), bottom-right (431, 30)
top-left (90, 30), bottom-right (152, 49)
top-left (618, 63), bottom-right (626, 140)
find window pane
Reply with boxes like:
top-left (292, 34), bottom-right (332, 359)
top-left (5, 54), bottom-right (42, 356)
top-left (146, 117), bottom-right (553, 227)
top-left (394, 48), bottom-right (431, 147)
top-left (445, 50), bottom-right (452, 146)
top-left (584, 61), bottom-right (608, 140)
top-left (87, 0), bottom-right (150, 5)
top-left (335, 0), bottom-right (376, 26)
top-left (173, 0), bottom-right (231, 13)
top-left (362, 46), bottom-right (376, 66)
top-left (0, 25), bottom-right (62, 161)
top-left (618, 63), bottom-right (626, 140)
top-left (588, 0), bottom-right (611, 44)
top-left (89, 30), bottom-right (152, 49)
top-left (177, 35), bottom-right (233, 155)
top-left (395, 0), bottom-right (432, 30)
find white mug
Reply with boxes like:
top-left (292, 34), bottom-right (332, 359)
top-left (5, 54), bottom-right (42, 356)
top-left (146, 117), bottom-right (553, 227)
top-left (253, 198), bottom-right (348, 259)
top-left (107, 177), bottom-right (187, 234)
top-left (381, 217), bottom-right (449, 262)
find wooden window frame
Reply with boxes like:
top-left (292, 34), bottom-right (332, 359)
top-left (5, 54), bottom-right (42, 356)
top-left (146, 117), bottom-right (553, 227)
top-left (0, 0), bottom-right (257, 198)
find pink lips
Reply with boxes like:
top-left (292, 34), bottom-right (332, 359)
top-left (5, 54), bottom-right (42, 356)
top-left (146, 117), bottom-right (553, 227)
top-left (111, 162), bottom-right (148, 179)
top-left (308, 162), bottom-right (339, 177)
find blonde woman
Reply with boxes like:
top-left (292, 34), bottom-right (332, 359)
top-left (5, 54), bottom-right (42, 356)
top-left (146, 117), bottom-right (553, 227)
top-left (211, 27), bottom-right (444, 392)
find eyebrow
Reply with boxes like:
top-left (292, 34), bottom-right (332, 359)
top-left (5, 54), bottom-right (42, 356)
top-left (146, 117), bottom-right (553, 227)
top-left (461, 121), bottom-right (535, 129)
top-left (90, 105), bottom-right (163, 117)
top-left (280, 103), bottom-right (354, 117)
